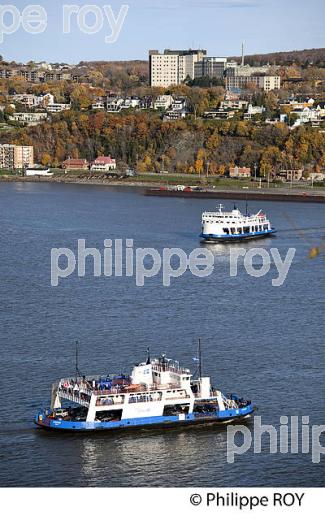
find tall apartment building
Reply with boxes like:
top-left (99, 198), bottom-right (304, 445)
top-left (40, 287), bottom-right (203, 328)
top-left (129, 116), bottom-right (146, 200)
top-left (14, 145), bottom-right (34, 169)
top-left (0, 144), bottom-right (15, 170)
top-left (149, 49), bottom-right (206, 87)
top-left (194, 57), bottom-right (227, 80)
top-left (0, 144), bottom-right (34, 170)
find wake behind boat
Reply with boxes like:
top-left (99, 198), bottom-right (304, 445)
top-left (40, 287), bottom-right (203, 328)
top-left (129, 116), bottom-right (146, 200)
top-left (34, 347), bottom-right (254, 432)
top-left (200, 203), bottom-right (276, 242)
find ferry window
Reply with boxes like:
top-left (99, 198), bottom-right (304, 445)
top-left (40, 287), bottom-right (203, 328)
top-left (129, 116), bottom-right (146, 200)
top-left (263, 224), bottom-right (268, 230)
top-left (231, 228), bottom-right (236, 234)
top-left (223, 228), bottom-right (229, 234)
top-left (238, 228), bottom-right (242, 234)
top-left (244, 227), bottom-right (249, 233)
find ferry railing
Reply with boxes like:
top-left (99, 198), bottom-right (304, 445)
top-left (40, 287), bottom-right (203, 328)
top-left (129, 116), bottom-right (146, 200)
top-left (151, 364), bottom-right (191, 375)
top-left (58, 389), bottom-right (91, 407)
top-left (58, 374), bottom-right (130, 390)
top-left (93, 382), bottom-right (181, 396)
top-left (59, 383), bottom-right (93, 395)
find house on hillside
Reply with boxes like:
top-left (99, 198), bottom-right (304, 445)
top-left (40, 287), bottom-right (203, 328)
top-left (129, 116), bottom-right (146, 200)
top-left (62, 158), bottom-right (89, 170)
top-left (153, 95), bottom-right (174, 111)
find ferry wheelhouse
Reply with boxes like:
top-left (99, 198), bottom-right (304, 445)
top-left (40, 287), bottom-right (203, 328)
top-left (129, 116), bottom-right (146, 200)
top-left (200, 204), bottom-right (276, 242)
top-left (35, 352), bottom-right (254, 432)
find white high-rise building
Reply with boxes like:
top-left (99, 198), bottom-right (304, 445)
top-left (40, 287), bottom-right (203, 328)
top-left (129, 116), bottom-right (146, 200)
top-left (149, 49), bottom-right (206, 87)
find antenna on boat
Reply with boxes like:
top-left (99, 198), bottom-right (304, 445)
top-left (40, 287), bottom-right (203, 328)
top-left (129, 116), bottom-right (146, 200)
top-left (146, 347), bottom-right (151, 365)
top-left (245, 193), bottom-right (248, 216)
top-left (198, 338), bottom-right (202, 379)
top-left (75, 340), bottom-right (80, 381)
top-left (192, 339), bottom-right (203, 378)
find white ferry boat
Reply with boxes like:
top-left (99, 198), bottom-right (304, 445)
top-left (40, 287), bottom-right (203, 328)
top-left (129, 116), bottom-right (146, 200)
top-left (200, 203), bottom-right (276, 242)
top-left (35, 350), bottom-right (254, 432)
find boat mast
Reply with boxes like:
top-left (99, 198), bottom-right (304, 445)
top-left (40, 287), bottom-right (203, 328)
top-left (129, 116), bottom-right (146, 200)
top-left (198, 338), bottom-right (202, 379)
top-left (75, 340), bottom-right (80, 381)
top-left (245, 193), bottom-right (248, 216)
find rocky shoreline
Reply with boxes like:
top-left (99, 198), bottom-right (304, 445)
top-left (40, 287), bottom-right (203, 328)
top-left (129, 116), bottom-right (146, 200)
top-left (1, 174), bottom-right (325, 202)
top-left (0, 174), bottom-right (152, 188)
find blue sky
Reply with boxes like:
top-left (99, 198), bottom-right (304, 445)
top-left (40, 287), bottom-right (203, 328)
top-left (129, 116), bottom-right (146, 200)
top-left (2, 0), bottom-right (325, 63)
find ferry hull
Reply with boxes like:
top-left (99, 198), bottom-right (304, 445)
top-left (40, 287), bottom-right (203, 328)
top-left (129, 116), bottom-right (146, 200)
top-left (35, 405), bottom-right (254, 433)
top-left (200, 229), bottom-right (276, 243)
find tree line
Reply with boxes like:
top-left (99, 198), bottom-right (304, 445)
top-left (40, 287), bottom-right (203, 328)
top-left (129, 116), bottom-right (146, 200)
top-left (3, 109), bottom-right (324, 176)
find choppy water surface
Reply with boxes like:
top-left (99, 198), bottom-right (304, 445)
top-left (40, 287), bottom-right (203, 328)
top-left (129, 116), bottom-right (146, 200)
top-left (0, 182), bottom-right (324, 487)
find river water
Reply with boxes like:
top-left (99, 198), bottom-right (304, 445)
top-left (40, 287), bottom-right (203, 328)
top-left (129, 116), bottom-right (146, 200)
top-left (0, 182), bottom-right (324, 487)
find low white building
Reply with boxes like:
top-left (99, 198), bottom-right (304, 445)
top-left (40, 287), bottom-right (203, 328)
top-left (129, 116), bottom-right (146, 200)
top-left (203, 109), bottom-right (236, 120)
top-left (91, 156), bottom-right (116, 171)
top-left (154, 95), bottom-right (174, 111)
top-left (106, 98), bottom-right (124, 112)
top-left (9, 112), bottom-right (48, 126)
top-left (244, 104), bottom-right (266, 120)
top-left (279, 98), bottom-right (315, 111)
top-left (226, 74), bottom-right (281, 92)
top-left (229, 166), bottom-right (251, 178)
top-left (164, 109), bottom-right (188, 121)
top-left (220, 99), bottom-right (248, 110)
top-left (92, 101), bottom-right (106, 110)
top-left (46, 103), bottom-right (71, 113)
top-left (121, 97), bottom-right (140, 109)
top-left (290, 107), bottom-right (322, 126)
top-left (11, 93), bottom-right (55, 108)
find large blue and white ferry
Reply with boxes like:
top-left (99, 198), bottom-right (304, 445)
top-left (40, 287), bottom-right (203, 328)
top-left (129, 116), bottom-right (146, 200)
top-left (35, 351), bottom-right (254, 432)
top-left (200, 203), bottom-right (276, 242)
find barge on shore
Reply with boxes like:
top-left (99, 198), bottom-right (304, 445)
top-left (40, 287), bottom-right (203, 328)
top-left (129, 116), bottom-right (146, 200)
top-left (145, 187), bottom-right (325, 203)
top-left (35, 351), bottom-right (254, 432)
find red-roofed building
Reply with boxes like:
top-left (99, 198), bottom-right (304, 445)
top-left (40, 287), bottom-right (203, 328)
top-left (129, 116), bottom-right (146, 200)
top-left (62, 158), bottom-right (89, 170)
top-left (91, 155), bottom-right (116, 171)
top-left (229, 166), bottom-right (251, 178)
